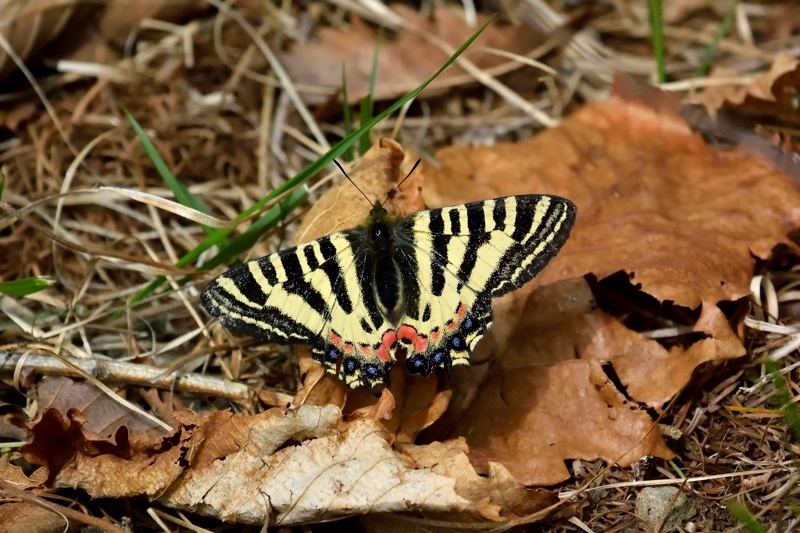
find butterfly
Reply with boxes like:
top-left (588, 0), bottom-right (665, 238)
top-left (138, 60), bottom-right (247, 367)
top-left (201, 178), bottom-right (576, 390)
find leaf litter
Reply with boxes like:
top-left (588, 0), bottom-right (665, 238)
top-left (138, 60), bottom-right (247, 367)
top-left (11, 90), bottom-right (800, 525)
top-left (2, 2), bottom-right (800, 531)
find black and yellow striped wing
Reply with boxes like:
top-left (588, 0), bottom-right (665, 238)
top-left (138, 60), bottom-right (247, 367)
top-left (201, 194), bottom-right (576, 389)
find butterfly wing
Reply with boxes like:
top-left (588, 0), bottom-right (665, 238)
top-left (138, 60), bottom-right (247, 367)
top-left (202, 194), bottom-right (576, 390)
top-left (200, 231), bottom-right (397, 389)
top-left (392, 194), bottom-right (576, 376)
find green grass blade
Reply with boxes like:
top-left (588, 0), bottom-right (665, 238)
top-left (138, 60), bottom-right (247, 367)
top-left (341, 65), bottom-right (354, 163)
top-left (359, 94), bottom-right (373, 156)
top-left (128, 16), bottom-right (495, 307)
top-left (766, 360), bottom-right (800, 441)
top-left (359, 26), bottom-right (384, 155)
top-left (647, 0), bottom-right (666, 84)
top-left (202, 185), bottom-right (309, 270)
top-left (123, 109), bottom-right (222, 243)
top-left (726, 500), bottom-right (766, 533)
top-left (0, 171), bottom-right (5, 200)
top-left (695, 0), bottom-right (739, 78)
top-left (128, 187), bottom-right (308, 307)
top-left (0, 276), bottom-right (55, 296)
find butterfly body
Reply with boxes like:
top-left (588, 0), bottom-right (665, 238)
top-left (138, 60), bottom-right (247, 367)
top-left (201, 194), bottom-right (576, 389)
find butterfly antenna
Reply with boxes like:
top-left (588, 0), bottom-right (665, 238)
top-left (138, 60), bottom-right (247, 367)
top-left (382, 159), bottom-right (422, 208)
top-left (333, 159), bottom-right (373, 207)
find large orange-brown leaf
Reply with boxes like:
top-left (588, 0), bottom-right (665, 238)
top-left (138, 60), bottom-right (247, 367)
top-left (280, 5), bottom-right (543, 105)
top-left (421, 85), bottom-right (800, 484)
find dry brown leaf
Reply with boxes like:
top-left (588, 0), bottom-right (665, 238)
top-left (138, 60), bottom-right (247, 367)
top-left (0, 454), bottom-right (40, 490)
top-left (34, 376), bottom-right (169, 440)
top-left (0, 0), bottom-right (80, 81)
top-left (685, 54), bottom-right (800, 122)
top-left (0, 458), bottom-right (66, 531)
top-left (20, 406), bottom-right (188, 495)
top-left (452, 279), bottom-right (676, 485)
top-left (420, 86), bottom-right (800, 484)
top-left (424, 90), bottom-right (800, 307)
top-left (400, 438), bottom-right (557, 519)
top-left (20, 402), bottom-right (547, 525)
top-left (280, 5), bottom-right (543, 104)
top-left (0, 502), bottom-right (68, 533)
top-left (98, 0), bottom-right (209, 45)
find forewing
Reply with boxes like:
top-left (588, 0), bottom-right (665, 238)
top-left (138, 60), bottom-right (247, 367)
top-left (201, 231), bottom-right (396, 390)
top-left (394, 195), bottom-right (576, 375)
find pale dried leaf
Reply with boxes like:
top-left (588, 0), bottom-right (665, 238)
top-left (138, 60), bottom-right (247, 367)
top-left (0, 502), bottom-right (68, 533)
top-left (36, 403), bottom-right (540, 525)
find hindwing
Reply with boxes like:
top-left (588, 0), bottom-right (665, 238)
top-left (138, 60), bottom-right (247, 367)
top-left (392, 195), bottom-right (574, 376)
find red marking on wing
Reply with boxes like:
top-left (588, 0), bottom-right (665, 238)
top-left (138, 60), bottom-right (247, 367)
top-left (456, 302), bottom-right (467, 321)
top-left (376, 345), bottom-right (391, 362)
top-left (330, 332), bottom-right (343, 346)
top-left (398, 324), bottom-right (419, 344)
top-left (358, 344), bottom-right (371, 357)
top-left (381, 330), bottom-right (397, 348)
top-left (431, 328), bottom-right (442, 344)
top-left (446, 320), bottom-right (457, 332)
top-left (414, 335), bottom-right (429, 353)
top-left (375, 330), bottom-right (397, 362)
top-left (343, 342), bottom-right (354, 354)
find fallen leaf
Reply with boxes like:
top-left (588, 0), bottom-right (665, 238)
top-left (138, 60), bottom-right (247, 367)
top-left (399, 438), bottom-right (558, 519)
top-left (421, 85), bottom-right (800, 484)
top-left (685, 54), bottom-right (800, 124)
top-left (22, 402), bottom-right (551, 525)
top-left (34, 376), bottom-right (169, 440)
top-left (20, 406), bottom-right (189, 493)
top-left (0, 454), bottom-right (40, 490)
top-left (452, 278), bottom-right (676, 485)
top-left (280, 5), bottom-right (543, 104)
top-left (0, 457), bottom-right (65, 531)
top-left (0, 501), bottom-right (67, 533)
top-left (424, 90), bottom-right (800, 307)
top-left (98, 0), bottom-right (209, 45)
top-left (0, 0), bottom-right (78, 82)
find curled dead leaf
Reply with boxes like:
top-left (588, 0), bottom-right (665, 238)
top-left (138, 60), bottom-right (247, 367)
top-left (685, 54), bottom-right (800, 122)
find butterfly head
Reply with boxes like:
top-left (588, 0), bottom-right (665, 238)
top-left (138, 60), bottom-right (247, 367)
top-left (362, 200), bottom-right (396, 248)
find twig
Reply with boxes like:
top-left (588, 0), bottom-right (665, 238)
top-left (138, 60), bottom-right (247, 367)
top-left (0, 351), bottom-right (293, 406)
